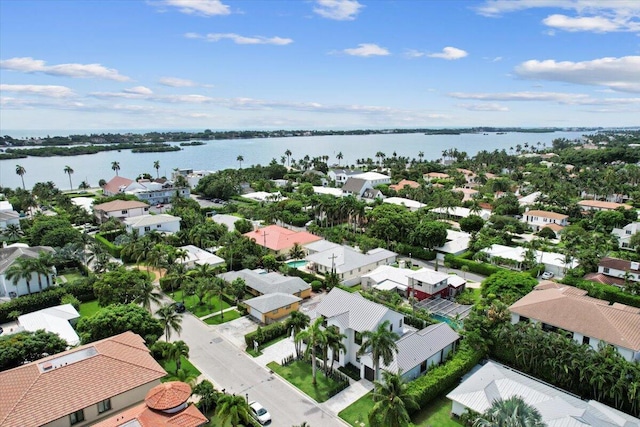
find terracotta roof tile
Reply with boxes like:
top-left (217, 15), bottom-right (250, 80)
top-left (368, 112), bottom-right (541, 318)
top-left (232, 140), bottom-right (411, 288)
top-left (93, 200), bottom-right (149, 212)
top-left (103, 176), bottom-right (135, 194)
top-left (578, 200), bottom-right (633, 210)
top-left (524, 210), bottom-right (568, 220)
top-left (93, 399), bottom-right (208, 427)
top-left (146, 382), bottom-right (192, 410)
top-left (244, 225), bottom-right (322, 251)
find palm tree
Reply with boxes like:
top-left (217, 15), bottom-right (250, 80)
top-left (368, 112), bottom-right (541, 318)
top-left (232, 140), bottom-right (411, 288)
top-left (111, 161), bottom-right (120, 176)
top-left (135, 280), bottom-right (162, 312)
top-left (210, 277), bottom-right (227, 319)
top-left (286, 311), bottom-right (310, 358)
top-left (285, 149), bottom-right (292, 167)
top-left (165, 368), bottom-right (198, 387)
top-left (3, 224), bottom-right (23, 241)
top-left (288, 242), bottom-right (305, 261)
top-left (294, 317), bottom-right (327, 385)
top-left (153, 160), bottom-right (160, 179)
top-left (418, 151), bottom-right (424, 162)
top-left (15, 165), bottom-right (26, 190)
top-left (358, 320), bottom-right (399, 381)
top-left (474, 396), bottom-right (545, 427)
top-left (5, 257), bottom-right (36, 295)
top-left (156, 304), bottom-right (183, 341)
top-left (63, 165), bottom-right (74, 190)
top-left (325, 326), bottom-right (346, 373)
top-left (336, 151), bottom-right (343, 166)
top-left (163, 340), bottom-right (190, 372)
top-left (237, 155), bottom-right (244, 169)
top-left (369, 370), bottom-right (418, 427)
top-left (215, 393), bottom-right (252, 427)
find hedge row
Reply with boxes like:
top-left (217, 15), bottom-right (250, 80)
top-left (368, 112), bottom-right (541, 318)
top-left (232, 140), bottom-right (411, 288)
top-left (0, 280), bottom-right (96, 323)
top-left (287, 267), bottom-right (324, 285)
top-left (94, 233), bottom-right (122, 258)
top-left (444, 254), bottom-right (505, 276)
top-left (562, 276), bottom-right (640, 308)
top-left (244, 321), bottom-right (288, 347)
top-left (406, 342), bottom-right (484, 412)
top-left (394, 243), bottom-right (437, 261)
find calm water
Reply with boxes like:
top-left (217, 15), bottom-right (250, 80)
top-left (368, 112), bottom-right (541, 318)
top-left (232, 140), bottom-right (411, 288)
top-left (0, 131), bottom-right (584, 190)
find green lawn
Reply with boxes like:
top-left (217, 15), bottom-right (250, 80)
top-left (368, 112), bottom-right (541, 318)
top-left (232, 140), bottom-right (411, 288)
top-left (159, 356), bottom-right (201, 381)
top-left (338, 284), bottom-right (361, 293)
top-left (246, 334), bottom-right (288, 357)
top-left (267, 360), bottom-right (345, 403)
top-left (204, 309), bottom-right (242, 325)
top-left (172, 290), bottom-right (231, 317)
top-left (78, 300), bottom-right (100, 318)
top-left (339, 393), bottom-right (462, 427)
top-left (59, 270), bottom-right (84, 283)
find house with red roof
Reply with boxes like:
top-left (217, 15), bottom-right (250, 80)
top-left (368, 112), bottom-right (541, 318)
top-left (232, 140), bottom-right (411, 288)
top-left (389, 179), bottom-right (420, 192)
top-left (244, 224), bottom-right (322, 256)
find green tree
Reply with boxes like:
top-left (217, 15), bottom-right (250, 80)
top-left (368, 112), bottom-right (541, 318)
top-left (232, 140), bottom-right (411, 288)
top-left (193, 380), bottom-right (219, 414)
top-left (215, 393), bottom-right (252, 427)
top-left (358, 320), bottom-right (399, 381)
top-left (5, 257), bottom-right (36, 295)
top-left (286, 311), bottom-right (310, 358)
top-left (473, 396), bottom-right (545, 427)
top-left (76, 304), bottom-right (164, 344)
top-left (0, 330), bottom-right (68, 371)
top-left (325, 326), bottom-right (346, 372)
top-left (156, 303), bottom-right (183, 341)
top-left (369, 370), bottom-right (418, 427)
top-left (410, 221), bottom-right (448, 250)
top-left (93, 267), bottom-right (152, 307)
top-left (111, 161), bottom-right (120, 176)
top-left (153, 160), bottom-right (160, 179)
top-left (459, 215), bottom-right (485, 234)
top-left (2, 223), bottom-right (23, 242)
top-left (289, 242), bottom-right (305, 260)
top-left (262, 254), bottom-right (279, 272)
top-left (481, 271), bottom-right (538, 304)
top-left (163, 340), bottom-right (190, 373)
top-left (63, 165), bottom-right (74, 190)
top-left (15, 165), bottom-right (26, 190)
top-left (237, 155), bottom-right (244, 169)
top-left (134, 280), bottom-right (162, 312)
top-left (295, 317), bottom-right (327, 385)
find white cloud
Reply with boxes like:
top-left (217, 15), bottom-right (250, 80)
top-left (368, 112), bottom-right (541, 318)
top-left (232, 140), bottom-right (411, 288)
top-left (313, 0), bottom-right (363, 21)
top-left (0, 84), bottom-right (76, 98)
top-left (185, 32), bottom-right (293, 45)
top-left (154, 0), bottom-right (230, 16)
top-left (449, 90), bottom-right (640, 106)
top-left (476, 1), bottom-right (640, 33)
top-left (428, 47), bottom-right (468, 60)
top-left (403, 49), bottom-right (426, 59)
top-left (458, 103), bottom-right (509, 112)
top-left (90, 89), bottom-right (214, 104)
top-left (515, 56), bottom-right (640, 93)
top-left (0, 57), bottom-right (130, 81)
top-left (124, 86), bottom-right (154, 95)
top-left (159, 77), bottom-right (199, 87)
top-left (342, 43), bottom-right (390, 57)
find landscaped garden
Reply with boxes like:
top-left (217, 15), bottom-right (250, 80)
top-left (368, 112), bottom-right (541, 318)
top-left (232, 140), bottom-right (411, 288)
top-left (159, 355), bottom-right (201, 382)
top-left (78, 300), bottom-right (100, 318)
top-left (267, 360), bottom-right (348, 403)
top-left (171, 290), bottom-right (231, 317)
top-left (204, 309), bottom-right (243, 325)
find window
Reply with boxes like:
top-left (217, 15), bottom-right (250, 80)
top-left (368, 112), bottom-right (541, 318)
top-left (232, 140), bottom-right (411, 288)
top-left (69, 409), bottom-right (85, 425)
top-left (354, 332), bottom-right (362, 345)
top-left (144, 226), bottom-right (151, 232)
top-left (603, 267), bottom-right (610, 274)
top-left (399, 319), bottom-right (403, 328)
top-left (627, 230), bottom-right (632, 235)
top-left (97, 398), bottom-right (111, 413)
top-left (121, 210), bottom-right (128, 214)
top-left (582, 335), bottom-right (590, 345)
top-left (156, 224), bottom-right (161, 228)
top-left (272, 308), bottom-right (279, 314)
top-left (420, 360), bottom-right (427, 373)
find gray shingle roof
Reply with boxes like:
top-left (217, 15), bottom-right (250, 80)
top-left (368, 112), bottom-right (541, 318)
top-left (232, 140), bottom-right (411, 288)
top-left (0, 245), bottom-right (55, 275)
top-left (315, 288), bottom-right (396, 332)
top-left (221, 269), bottom-right (309, 295)
top-left (447, 361), bottom-right (640, 427)
top-left (342, 178), bottom-right (367, 195)
top-left (244, 293), bottom-right (301, 313)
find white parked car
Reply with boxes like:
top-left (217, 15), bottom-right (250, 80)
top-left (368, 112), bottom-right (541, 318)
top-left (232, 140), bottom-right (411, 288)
top-left (541, 271), bottom-right (555, 280)
top-left (249, 401), bottom-right (271, 425)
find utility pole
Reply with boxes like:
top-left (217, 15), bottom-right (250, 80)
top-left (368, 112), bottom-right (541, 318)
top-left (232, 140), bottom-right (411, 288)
top-left (328, 252), bottom-right (337, 275)
top-left (262, 230), bottom-right (268, 250)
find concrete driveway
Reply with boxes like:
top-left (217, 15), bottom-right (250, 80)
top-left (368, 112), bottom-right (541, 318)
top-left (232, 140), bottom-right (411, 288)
top-left (213, 315), bottom-right (260, 349)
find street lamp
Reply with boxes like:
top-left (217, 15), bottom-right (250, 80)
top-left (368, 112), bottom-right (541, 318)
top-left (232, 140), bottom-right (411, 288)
top-left (409, 252), bottom-right (412, 269)
top-left (245, 393), bottom-right (249, 403)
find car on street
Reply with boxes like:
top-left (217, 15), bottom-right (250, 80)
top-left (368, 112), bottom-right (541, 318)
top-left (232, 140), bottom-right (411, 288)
top-left (173, 302), bottom-right (186, 313)
top-left (541, 271), bottom-right (555, 280)
top-left (249, 401), bottom-right (271, 425)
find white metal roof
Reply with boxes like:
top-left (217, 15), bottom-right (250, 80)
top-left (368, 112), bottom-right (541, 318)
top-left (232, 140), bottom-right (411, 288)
top-left (244, 293), bottom-right (301, 314)
top-left (123, 214), bottom-right (181, 228)
top-left (306, 245), bottom-right (396, 273)
top-left (383, 197), bottom-right (426, 210)
top-left (18, 304), bottom-right (80, 346)
top-left (316, 288), bottom-right (397, 332)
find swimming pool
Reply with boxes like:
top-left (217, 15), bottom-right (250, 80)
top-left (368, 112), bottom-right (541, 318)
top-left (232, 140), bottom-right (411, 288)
top-left (432, 314), bottom-right (461, 330)
top-left (286, 260), bottom-right (308, 268)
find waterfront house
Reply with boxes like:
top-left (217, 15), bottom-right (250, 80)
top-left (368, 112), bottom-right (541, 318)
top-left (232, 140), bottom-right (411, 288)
top-left (510, 282), bottom-right (640, 362)
top-left (123, 214), bottom-right (181, 237)
top-left (0, 243), bottom-right (56, 300)
top-left (92, 200), bottom-right (150, 224)
top-left (447, 361), bottom-right (640, 426)
top-left (0, 331), bottom-right (166, 427)
top-left (102, 176), bottom-right (190, 205)
top-left (328, 168), bottom-right (361, 187)
top-left (342, 172), bottom-right (391, 199)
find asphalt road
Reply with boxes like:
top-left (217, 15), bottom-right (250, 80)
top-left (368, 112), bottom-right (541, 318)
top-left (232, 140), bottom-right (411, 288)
top-left (172, 311), bottom-right (346, 427)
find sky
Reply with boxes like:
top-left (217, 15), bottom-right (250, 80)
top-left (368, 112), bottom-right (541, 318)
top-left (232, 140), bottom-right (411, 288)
top-left (1, 0), bottom-right (639, 133)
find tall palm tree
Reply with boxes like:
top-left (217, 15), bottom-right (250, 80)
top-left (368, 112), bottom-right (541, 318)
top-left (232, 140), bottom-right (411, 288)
top-left (153, 160), bottom-right (160, 179)
top-left (325, 326), bottom-right (346, 373)
top-left (15, 165), bottom-right (26, 190)
top-left (369, 370), bottom-right (418, 427)
top-left (216, 393), bottom-right (252, 427)
top-left (111, 161), bottom-right (120, 176)
top-left (237, 155), bottom-right (244, 169)
top-left (286, 311), bottom-right (310, 358)
top-left (210, 277), bottom-right (227, 319)
top-left (358, 320), bottom-right (399, 381)
top-left (64, 165), bottom-right (74, 190)
top-left (163, 340), bottom-right (190, 372)
top-left (156, 304), bottom-right (183, 341)
top-left (336, 151), bottom-right (343, 166)
top-left (135, 280), bottom-right (162, 312)
top-left (5, 257), bottom-right (36, 295)
top-left (285, 149), bottom-right (292, 167)
top-left (474, 396), bottom-right (545, 427)
top-left (295, 317), bottom-right (327, 385)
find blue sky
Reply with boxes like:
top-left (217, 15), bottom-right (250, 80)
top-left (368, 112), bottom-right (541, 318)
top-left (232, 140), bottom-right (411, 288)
top-left (1, 0), bottom-right (639, 132)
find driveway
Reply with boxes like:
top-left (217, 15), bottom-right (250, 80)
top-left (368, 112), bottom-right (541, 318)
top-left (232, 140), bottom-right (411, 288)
top-left (214, 315), bottom-right (260, 349)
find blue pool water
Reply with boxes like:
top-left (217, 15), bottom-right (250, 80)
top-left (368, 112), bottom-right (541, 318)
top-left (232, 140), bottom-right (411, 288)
top-left (433, 314), bottom-right (461, 329)
top-left (286, 260), bottom-right (308, 268)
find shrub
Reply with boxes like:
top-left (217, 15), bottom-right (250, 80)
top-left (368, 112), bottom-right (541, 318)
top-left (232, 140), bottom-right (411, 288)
top-left (394, 243), bottom-right (436, 261)
top-left (244, 321), bottom-right (288, 347)
top-left (287, 267), bottom-right (323, 284)
top-left (562, 276), bottom-right (640, 308)
top-left (444, 253), bottom-right (505, 276)
top-left (94, 233), bottom-right (122, 258)
top-left (60, 294), bottom-right (80, 310)
top-left (310, 280), bottom-right (323, 292)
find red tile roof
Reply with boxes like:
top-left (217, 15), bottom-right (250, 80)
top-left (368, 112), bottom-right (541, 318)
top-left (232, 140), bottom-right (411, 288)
top-left (102, 176), bottom-right (135, 195)
top-left (389, 179), bottom-right (420, 191)
top-left (578, 200), bottom-right (633, 210)
top-left (0, 331), bottom-right (166, 427)
top-left (93, 400), bottom-right (208, 427)
top-left (524, 210), bottom-right (568, 220)
top-left (244, 225), bottom-right (322, 251)
top-left (145, 381), bottom-right (192, 410)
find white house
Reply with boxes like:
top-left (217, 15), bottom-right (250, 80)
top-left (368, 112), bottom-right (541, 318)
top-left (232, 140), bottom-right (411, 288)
top-left (102, 176), bottom-right (190, 205)
top-left (328, 169), bottom-right (361, 187)
top-left (92, 200), bottom-right (150, 224)
top-left (179, 245), bottom-right (225, 269)
top-left (123, 214), bottom-right (181, 237)
top-left (361, 323), bottom-right (459, 381)
top-left (0, 244), bottom-right (56, 299)
top-left (306, 244), bottom-right (397, 286)
top-left (435, 229), bottom-right (471, 256)
top-left (612, 222), bottom-right (640, 251)
top-left (312, 288), bottom-right (405, 380)
top-left (521, 209), bottom-right (568, 232)
top-left (510, 282), bottom-right (640, 362)
top-left (341, 172), bottom-right (391, 199)
top-left (382, 197), bottom-right (426, 212)
top-left (0, 210), bottom-right (20, 230)
top-left (18, 304), bottom-right (81, 346)
top-left (353, 171), bottom-right (391, 187)
top-left (430, 206), bottom-right (491, 220)
top-left (447, 361), bottom-right (640, 426)
top-left (481, 244), bottom-right (577, 278)
top-left (589, 257), bottom-right (640, 287)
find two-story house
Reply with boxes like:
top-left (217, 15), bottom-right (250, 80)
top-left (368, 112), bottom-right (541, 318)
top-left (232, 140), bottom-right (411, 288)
top-left (92, 200), bottom-right (150, 224)
top-left (585, 257), bottom-right (640, 287)
top-left (407, 269), bottom-right (452, 300)
top-left (522, 209), bottom-right (569, 233)
top-left (578, 200), bottom-right (633, 212)
top-left (612, 222), bottom-right (640, 251)
top-left (342, 172), bottom-right (391, 199)
top-left (328, 168), bottom-right (361, 187)
top-left (123, 214), bottom-right (181, 237)
top-left (102, 176), bottom-right (190, 205)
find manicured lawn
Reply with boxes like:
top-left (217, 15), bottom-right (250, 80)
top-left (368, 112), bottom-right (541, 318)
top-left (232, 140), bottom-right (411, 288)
top-left (267, 360), bottom-right (345, 403)
top-left (159, 356), bottom-right (201, 381)
top-left (79, 300), bottom-right (100, 318)
top-left (246, 334), bottom-right (288, 357)
top-left (204, 310), bottom-right (242, 325)
top-left (172, 290), bottom-right (231, 317)
top-left (59, 270), bottom-right (84, 283)
top-left (339, 393), bottom-right (462, 427)
top-left (339, 284), bottom-right (361, 293)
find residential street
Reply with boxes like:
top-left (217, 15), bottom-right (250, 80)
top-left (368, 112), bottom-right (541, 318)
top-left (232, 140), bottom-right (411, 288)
top-left (169, 309), bottom-right (346, 427)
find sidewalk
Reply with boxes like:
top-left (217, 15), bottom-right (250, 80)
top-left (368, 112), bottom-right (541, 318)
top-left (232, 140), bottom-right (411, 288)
top-left (200, 306), bottom-right (238, 321)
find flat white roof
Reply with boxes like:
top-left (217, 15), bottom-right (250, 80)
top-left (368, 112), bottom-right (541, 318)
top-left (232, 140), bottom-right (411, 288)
top-left (312, 186), bottom-right (343, 197)
top-left (383, 197), bottom-right (425, 210)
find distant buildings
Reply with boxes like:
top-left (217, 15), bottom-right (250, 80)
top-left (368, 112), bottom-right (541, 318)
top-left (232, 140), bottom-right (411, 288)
top-left (102, 175), bottom-right (190, 205)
